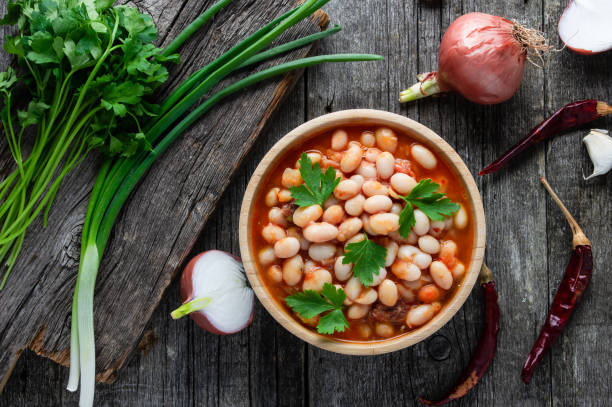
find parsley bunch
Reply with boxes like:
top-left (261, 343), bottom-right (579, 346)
top-left (0, 0), bottom-right (178, 286)
top-left (398, 178), bottom-right (460, 238)
top-left (290, 152), bottom-right (341, 207)
top-left (286, 283), bottom-right (349, 334)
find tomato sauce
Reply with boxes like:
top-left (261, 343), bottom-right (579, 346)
top-left (250, 125), bottom-right (474, 342)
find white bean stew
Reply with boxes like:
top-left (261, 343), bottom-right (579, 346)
top-left (251, 126), bottom-right (473, 341)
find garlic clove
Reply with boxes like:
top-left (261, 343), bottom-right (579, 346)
top-left (583, 129), bottom-right (612, 180)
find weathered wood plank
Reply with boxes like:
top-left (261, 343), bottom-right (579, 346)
top-left (0, 0), bottom-right (325, 391)
top-left (2, 0), bottom-right (612, 405)
top-left (543, 1), bottom-right (612, 406)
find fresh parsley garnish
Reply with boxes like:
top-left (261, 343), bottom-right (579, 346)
top-left (398, 178), bottom-right (460, 238)
top-left (290, 153), bottom-right (341, 207)
top-left (342, 235), bottom-right (387, 287)
top-left (285, 283), bottom-right (349, 335)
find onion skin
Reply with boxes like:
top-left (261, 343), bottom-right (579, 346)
top-left (179, 251), bottom-right (254, 335)
top-left (438, 13), bottom-right (526, 104)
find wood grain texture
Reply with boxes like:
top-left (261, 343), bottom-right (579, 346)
top-left (0, 0), bottom-right (325, 390)
top-left (1, 0), bottom-right (612, 406)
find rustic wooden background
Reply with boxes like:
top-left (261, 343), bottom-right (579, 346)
top-left (1, 0), bottom-right (612, 405)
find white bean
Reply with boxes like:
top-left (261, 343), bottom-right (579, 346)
top-left (411, 145), bottom-right (437, 169)
top-left (265, 187), bottom-right (280, 207)
top-left (361, 214), bottom-right (377, 236)
top-left (390, 203), bottom-right (402, 215)
top-left (331, 129), bottom-right (348, 151)
top-left (418, 235), bottom-right (440, 254)
top-left (397, 244), bottom-right (419, 261)
top-left (292, 205), bottom-right (323, 228)
top-left (344, 233), bottom-right (366, 248)
top-left (340, 144), bottom-right (363, 173)
top-left (281, 168), bottom-right (303, 188)
top-left (277, 188), bottom-right (292, 203)
top-left (406, 304), bottom-right (435, 327)
top-left (364, 195), bottom-right (393, 214)
top-left (322, 205), bottom-right (344, 225)
top-left (390, 173), bottom-right (417, 195)
top-left (308, 243), bottom-right (336, 261)
top-left (334, 179), bottom-right (360, 200)
top-left (303, 268), bottom-right (332, 292)
top-left (350, 174), bottom-right (364, 189)
top-left (388, 230), bottom-right (417, 244)
top-left (345, 276), bottom-right (363, 300)
top-left (375, 322), bottom-right (395, 338)
top-left (303, 260), bottom-right (317, 273)
top-left (370, 267), bottom-right (387, 287)
top-left (287, 227), bottom-right (310, 251)
top-left (360, 131), bottom-right (376, 147)
top-left (258, 246), bottom-right (276, 266)
top-left (391, 259), bottom-right (421, 281)
top-left (429, 220), bottom-right (446, 237)
top-left (362, 180), bottom-right (388, 197)
top-left (452, 262), bottom-right (466, 280)
top-left (267, 265), bottom-right (283, 283)
top-left (303, 222), bottom-right (339, 243)
top-left (347, 303), bottom-right (370, 319)
top-left (282, 255), bottom-right (303, 286)
top-left (376, 152), bottom-right (395, 179)
top-left (369, 213), bottom-right (400, 235)
top-left (344, 194), bottom-right (365, 216)
top-left (262, 223), bottom-right (286, 244)
top-left (334, 256), bottom-right (353, 281)
top-left (274, 237), bottom-right (300, 258)
top-left (378, 279), bottom-right (398, 307)
top-left (398, 284), bottom-right (416, 302)
top-left (375, 127), bottom-right (398, 153)
top-left (413, 252), bottom-right (432, 270)
top-left (440, 240), bottom-right (458, 259)
top-left (356, 161), bottom-right (377, 178)
top-left (413, 209), bottom-right (430, 236)
top-left (337, 217), bottom-right (363, 242)
top-left (323, 196), bottom-right (340, 209)
top-left (454, 204), bottom-right (468, 229)
top-left (430, 261), bottom-right (453, 290)
top-left (365, 147), bottom-right (382, 163)
top-left (385, 241), bottom-right (399, 267)
top-left (354, 288), bottom-right (378, 305)
top-left (269, 207), bottom-right (288, 227)
top-left (306, 151), bottom-right (322, 165)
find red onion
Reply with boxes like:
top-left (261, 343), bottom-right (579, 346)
top-left (400, 12), bottom-right (549, 105)
top-left (171, 250), bottom-right (254, 334)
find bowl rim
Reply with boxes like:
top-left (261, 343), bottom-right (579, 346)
top-left (239, 109), bottom-right (486, 355)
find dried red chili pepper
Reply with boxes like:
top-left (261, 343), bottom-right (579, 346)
top-left (480, 100), bottom-right (612, 175)
top-left (521, 178), bottom-right (593, 384)
top-left (419, 264), bottom-right (499, 406)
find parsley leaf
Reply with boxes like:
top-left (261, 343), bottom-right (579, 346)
top-left (290, 153), bottom-right (341, 207)
top-left (318, 309), bottom-right (349, 335)
top-left (398, 178), bottom-right (460, 238)
top-left (285, 283), bottom-right (349, 335)
top-left (342, 235), bottom-right (386, 287)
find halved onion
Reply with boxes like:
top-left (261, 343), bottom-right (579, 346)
top-left (558, 0), bottom-right (612, 54)
top-left (171, 250), bottom-right (254, 334)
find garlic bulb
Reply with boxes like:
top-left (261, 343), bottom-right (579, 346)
top-left (583, 129), bottom-right (612, 180)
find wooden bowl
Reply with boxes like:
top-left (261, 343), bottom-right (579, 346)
top-left (239, 109), bottom-right (486, 355)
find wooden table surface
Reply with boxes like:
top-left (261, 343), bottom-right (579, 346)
top-left (1, 0), bottom-right (611, 405)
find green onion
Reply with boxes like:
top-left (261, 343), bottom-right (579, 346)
top-left (66, 1), bottom-right (383, 405)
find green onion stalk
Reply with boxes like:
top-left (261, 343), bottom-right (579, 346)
top-left (66, 0), bottom-right (383, 405)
